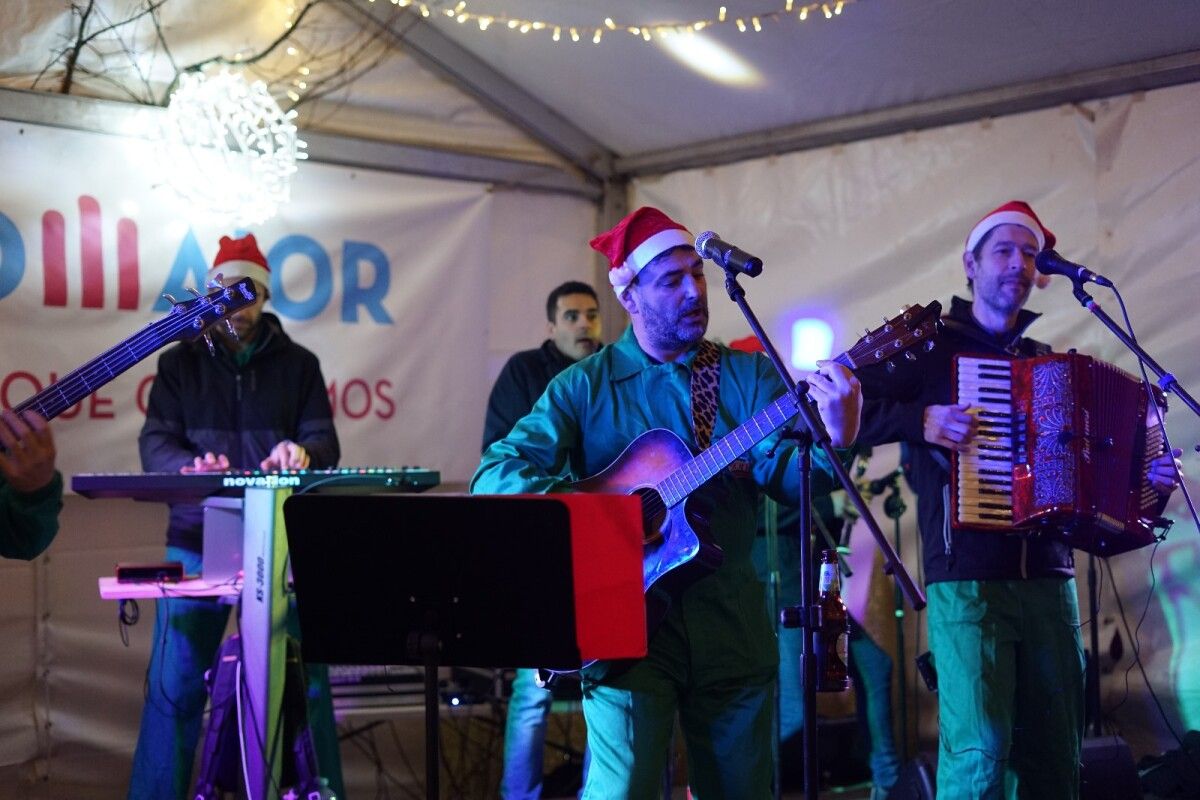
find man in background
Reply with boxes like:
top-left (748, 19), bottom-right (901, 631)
top-left (483, 280), bottom-right (602, 450)
top-left (129, 234), bottom-right (343, 799)
top-left (483, 279), bottom-right (601, 799)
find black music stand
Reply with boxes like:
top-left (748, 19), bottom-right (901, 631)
top-left (282, 493), bottom-right (646, 800)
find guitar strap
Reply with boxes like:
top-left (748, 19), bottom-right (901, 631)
top-left (690, 340), bottom-right (722, 450)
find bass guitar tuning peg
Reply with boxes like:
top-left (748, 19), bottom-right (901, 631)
top-left (202, 332), bottom-right (216, 356)
top-left (208, 272), bottom-right (226, 290)
top-left (886, 360), bottom-right (896, 373)
top-left (161, 292), bottom-right (180, 306)
top-left (224, 319), bottom-right (238, 340)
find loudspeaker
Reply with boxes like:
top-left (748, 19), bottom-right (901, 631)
top-left (1081, 735), bottom-right (1142, 800)
top-left (887, 752), bottom-right (936, 800)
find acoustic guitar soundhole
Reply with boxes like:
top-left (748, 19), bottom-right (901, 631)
top-left (633, 487), bottom-right (667, 546)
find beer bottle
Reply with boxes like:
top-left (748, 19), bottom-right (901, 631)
top-left (816, 549), bottom-right (850, 692)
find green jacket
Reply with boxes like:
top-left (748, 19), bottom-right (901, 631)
top-left (472, 325), bottom-right (842, 681)
top-left (0, 471), bottom-right (63, 560)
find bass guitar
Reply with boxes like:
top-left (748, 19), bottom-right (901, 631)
top-left (572, 301), bottom-right (942, 649)
top-left (12, 278), bottom-right (257, 421)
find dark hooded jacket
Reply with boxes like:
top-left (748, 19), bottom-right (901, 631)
top-left (139, 312), bottom-right (338, 552)
top-left (481, 339), bottom-right (577, 452)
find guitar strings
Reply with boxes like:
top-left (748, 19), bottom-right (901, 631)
top-left (15, 292), bottom-right (241, 420)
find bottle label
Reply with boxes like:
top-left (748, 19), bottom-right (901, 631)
top-left (818, 562), bottom-right (839, 595)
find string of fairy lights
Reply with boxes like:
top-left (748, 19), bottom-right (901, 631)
top-left (354, 0), bottom-right (857, 44)
top-left (270, 0), bottom-right (860, 103)
top-left (268, 1), bottom-right (861, 104)
top-left (167, 0), bottom-right (858, 223)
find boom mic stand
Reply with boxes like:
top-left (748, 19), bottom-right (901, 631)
top-left (1066, 278), bottom-right (1200, 738)
top-left (1069, 282), bottom-right (1200, 419)
top-left (717, 267), bottom-right (925, 800)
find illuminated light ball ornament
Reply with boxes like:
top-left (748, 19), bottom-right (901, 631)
top-left (160, 70), bottom-right (307, 225)
top-left (790, 317), bottom-right (834, 371)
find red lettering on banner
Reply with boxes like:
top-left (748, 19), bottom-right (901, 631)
top-left (89, 393), bottom-right (114, 419)
top-left (42, 210), bottom-right (67, 307)
top-left (2, 371), bottom-right (42, 410)
top-left (36, 196), bottom-right (142, 310)
top-left (136, 374), bottom-right (155, 415)
top-left (326, 378), bottom-right (396, 420)
top-left (373, 379), bottom-right (395, 420)
top-left (80, 196), bottom-right (104, 309)
top-left (341, 379), bottom-right (371, 419)
top-left (117, 218), bottom-right (140, 310)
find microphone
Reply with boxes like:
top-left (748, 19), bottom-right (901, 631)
top-left (865, 468), bottom-right (904, 496)
top-left (1034, 249), bottom-right (1113, 287)
top-left (695, 231), bottom-right (763, 277)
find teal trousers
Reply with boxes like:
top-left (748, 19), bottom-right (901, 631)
top-left (927, 578), bottom-right (1085, 800)
top-left (579, 587), bottom-right (776, 800)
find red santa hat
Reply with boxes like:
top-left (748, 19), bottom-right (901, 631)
top-left (965, 200), bottom-right (1056, 253)
top-left (965, 201), bottom-right (1056, 289)
top-left (211, 233), bottom-right (271, 290)
top-left (589, 207), bottom-right (694, 296)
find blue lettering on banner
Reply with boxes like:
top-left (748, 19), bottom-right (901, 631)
top-left (154, 228), bottom-right (209, 311)
top-left (342, 240), bottom-right (393, 323)
top-left (268, 234), bottom-right (331, 320)
top-left (0, 211), bottom-right (25, 301)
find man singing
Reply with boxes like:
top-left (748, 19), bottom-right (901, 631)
top-left (472, 206), bottom-right (861, 799)
top-left (856, 200), bottom-right (1182, 798)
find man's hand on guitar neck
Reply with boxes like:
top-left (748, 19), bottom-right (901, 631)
top-left (807, 361), bottom-right (862, 448)
top-left (0, 410), bottom-right (57, 493)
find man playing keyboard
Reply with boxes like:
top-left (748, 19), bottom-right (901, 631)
top-left (856, 201), bottom-right (1182, 799)
top-left (129, 234), bottom-right (344, 799)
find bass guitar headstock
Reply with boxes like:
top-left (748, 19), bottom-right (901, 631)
top-left (839, 301), bottom-right (942, 372)
top-left (159, 276), bottom-right (258, 353)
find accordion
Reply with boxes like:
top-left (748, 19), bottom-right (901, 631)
top-left (951, 352), bottom-right (1166, 556)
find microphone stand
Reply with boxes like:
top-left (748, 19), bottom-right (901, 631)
top-left (1070, 282), bottom-right (1200, 418)
top-left (718, 269), bottom-right (926, 800)
top-left (1067, 279), bottom-right (1200, 740)
top-left (881, 475), bottom-right (910, 759)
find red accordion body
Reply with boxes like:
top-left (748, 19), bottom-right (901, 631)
top-left (951, 352), bottom-right (1165, 556)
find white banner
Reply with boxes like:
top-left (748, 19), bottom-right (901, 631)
top-left (0, 119), bottom-right (494, 484)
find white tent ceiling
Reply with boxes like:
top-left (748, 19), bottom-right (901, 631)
top-left (2, 0), bottom-right (1199, 196)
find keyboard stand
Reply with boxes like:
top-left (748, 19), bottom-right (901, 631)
top-left (89, 486), bottom-right (294, 799)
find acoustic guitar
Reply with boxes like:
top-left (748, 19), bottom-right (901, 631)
top-left (571, 301), bottom-right (942, 655)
